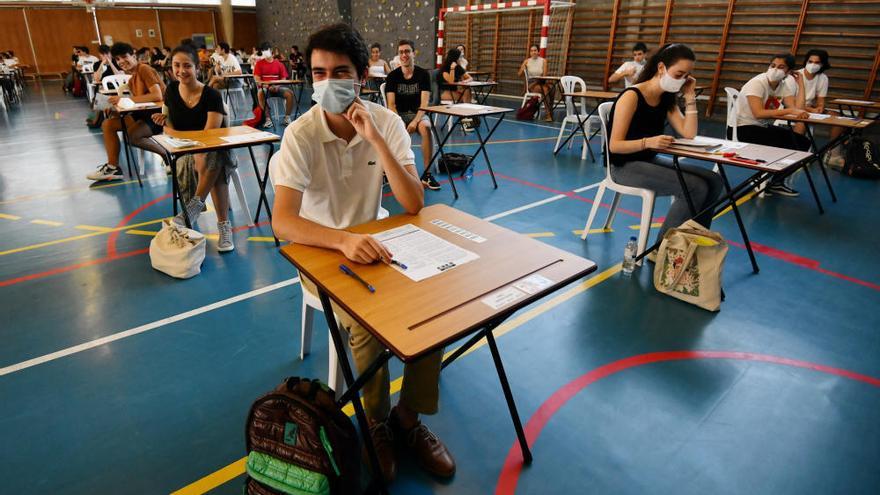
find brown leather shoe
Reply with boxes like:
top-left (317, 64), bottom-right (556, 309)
top-left (364, 420), bottom-right (397, 484)
top-left (390, 408), bottom-right (456, 478)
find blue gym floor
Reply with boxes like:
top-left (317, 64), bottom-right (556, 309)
top-left (1, 83), bottom-right (878, 495)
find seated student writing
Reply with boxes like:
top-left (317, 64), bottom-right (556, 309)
top-left (151, 44), bottom-right (237, 252)
top-left (609, 42), bottom-right (648, 88)
top-left (385, 39), bottom-right (442, 191)
top-left (518, 44), bottom-right (554, 121)
top-left (86, 42), bottom-right (165, 182)
top-left (728, 53), bottom-right (811, 197)
top-left (609, 43), bottom-right (723, 244)
top-left (439, 48), bottom-right (472, 103)
top-left (787, 49), bottom-right (846, 169)
top-left (270, 23), bottom-right (455, 485)
top-left (254, 42), bottom-right (295, 127)
top-left (207, 42), bottom-right (242, 90)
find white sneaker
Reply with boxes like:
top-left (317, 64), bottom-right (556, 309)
top-left (262, 118), bottom-right (274, 129)
top-left (217, 220), bottom-right (234, 252)
top-left (86, 163), bottom-right (123, 181)
top-left (824, 153), bottom-right (845, 170)
top-left (282, 116), bottom-right (292, 126)
top-left (172, 196), bottom-right (205, 226)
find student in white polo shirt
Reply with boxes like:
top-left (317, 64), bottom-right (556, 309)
top-left (270, 23), bottom-right (455, 485)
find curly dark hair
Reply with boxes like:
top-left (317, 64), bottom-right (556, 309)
top-left (305, 23), bottom-right (370, 77)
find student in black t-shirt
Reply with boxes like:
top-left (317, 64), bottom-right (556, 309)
top-left (384, 39), bottom-right (441, 191)
top-left (151, 44), bottom-right (238, 252)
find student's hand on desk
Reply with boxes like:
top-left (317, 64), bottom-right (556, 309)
top-left (647, 135), bottom-right (675, 149)
top-left (151, 113), bottom-right (167, 126)
top-left (342, 233), bottom-right (393, 264)
top-left (108, 95), bottom-right (120, 105)
top-left (789, 109), bottom-right (810, 119)
top-left (345, 98), bottom-right (380, 142)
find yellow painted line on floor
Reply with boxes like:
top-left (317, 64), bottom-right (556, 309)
top-left (172, 263), bottom-right (622, 495)
top-left (247, 236), bottom-right (277, 243)
top-left (525, 232), bottom-right (555, 238)
top-left (0, 217), bottom-right (168, 256)
top-left (628, 223), bottom-right (663, 230)
top-left (126, 229), bottom-right (159, 236)
top-left (75, 225), bottom-right (115, 232)
top-left (0, 176), bottom-right (166, 206)
top-left (0, 213), bottom-right (22, 220)
top-left (204, 234), bottom-right (219, 241)
top-left (714, 190), bottom-right (758, 219)
top-left (572, 228), bottom-right (613, 236)
top-left (30, 219), bottom-right (64, 227)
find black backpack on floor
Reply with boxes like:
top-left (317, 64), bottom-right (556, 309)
top-left (439, 153), bottom-right (470, 174)
top-left (245, 377), bottom-right (360, 495)
top-left (843, 138), bottom-right (880, 179)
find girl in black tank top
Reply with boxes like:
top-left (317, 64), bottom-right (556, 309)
top-left (608, 87), bottom-right (671, 166)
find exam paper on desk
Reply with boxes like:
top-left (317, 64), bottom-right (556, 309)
top-left (373, 224), bottom-right (479, 282)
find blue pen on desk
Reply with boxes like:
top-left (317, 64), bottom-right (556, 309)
top-left (390, 259), bottom-right (408, 270)
top-left (340, 264), bottom-right (375, 293)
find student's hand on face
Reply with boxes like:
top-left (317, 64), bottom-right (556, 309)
top-left (151, 113), bottom-right (167, 126)
top-left (647, 135), bottom-right (675, 149)
top-left (341, 233), bottom-right (393, 264)
top-left (682, 76), bottom-right (697, 96)
top-left (345, 98), bottom-right (380, 142)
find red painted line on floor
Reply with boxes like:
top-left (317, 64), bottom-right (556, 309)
top-left (727, 240), bottom-right (880, 291)
top-left (107, 193), bottom-right (172, 258)
top-left (495, 350), bottom-right (880, 495)
top-left (0, 248), bottom-right (149, 288)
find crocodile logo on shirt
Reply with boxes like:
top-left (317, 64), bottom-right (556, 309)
top-left (368, 160), bottom-right (377, 166)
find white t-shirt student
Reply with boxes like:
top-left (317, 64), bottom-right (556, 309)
top-left (784, 68), bottom-right (828, 108)
top-left (77, 54), bottom-right (99, 70)
top-left (269, 100), bottom-right (415, 230)
top-left (614, 60), bottom-right (645, 88)
top-left (218, 52), bottom-right (242, 74)
top-left (736, 73), bottom-right (795, 127)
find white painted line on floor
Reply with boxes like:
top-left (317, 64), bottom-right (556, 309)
top-left (1, 181), bottom-right (604, 376)
top-left (0, 278), bottom-right (300, 377)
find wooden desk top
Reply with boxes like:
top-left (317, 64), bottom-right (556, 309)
top-left (564, 90), bottom-right (619, 99)
top-left (777, 113), bottom-right (875, 129)
top-left (830, 98), bottom-right (880, 110)
top-left (114, 101), bottom-right (162, 113)
top-left (360, 88), bottom-right (379, 95)
top-left (419, 103), bottom-right (513, 117)
top-left (152, 126), bottom-right (280, 154)
top-left (280, 204), bottom-right (597, 361)
top-left (467, 70), bottom-right (490, 76)
top-left (530, 75), bottom-right (562, 81)
top-left (654, 137), bottom-right (813, 173)
top-left (222, 73), bottom-right (254, 78)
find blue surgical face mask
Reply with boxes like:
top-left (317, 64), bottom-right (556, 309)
top-left (312, 78), bottom-right (357, 114)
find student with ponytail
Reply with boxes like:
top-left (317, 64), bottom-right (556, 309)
top-left (608, 43), bottom-right (722, 243)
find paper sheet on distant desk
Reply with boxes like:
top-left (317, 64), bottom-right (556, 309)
top-left (373, 224), bottom-right (479, 282)
top-left (220, 131), bottom-right (277, 144)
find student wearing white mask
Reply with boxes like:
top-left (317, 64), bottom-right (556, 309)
top-left (608, 43), bottom-right (722, 243)
top-left (787, 49), bottom-right (846, 169)
top-left (609, 42), bottom-right (648, 88)
top-left (730, 53), bottom-right (811, 197)
top-left (254, 41), bottom-right (295, 126)
top-left (455, 44), bottom-right (468, 70)
top-left (270, 23), bottom-right (455, 486)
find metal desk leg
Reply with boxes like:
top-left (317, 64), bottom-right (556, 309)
top-left (467, 113), bottom-right (505, 190)
top-left (120, 116), bottom-right (143, 187)
top-left (671, 156), bottom-right (697, 215)
top-left (317, 289), bottom-right (389, 495)
top-left (426, 114), bottom-right (461, 199)
top-left (717, 164), bottom-right (759, 274)
top-left (168, 154), bottom-right (191, 229)
top-left (249, 143), bottom-right (280, 246)
top-left (801, 162), bottom-right (824, 215)
top-left (485, 329), bottom-right (532, 464)
top-left (554, 106), bottom-right (596, 159)
top-left (802, 123), bottom-right (837, 202)
top-left (294, 83), bottom-right (305, 120)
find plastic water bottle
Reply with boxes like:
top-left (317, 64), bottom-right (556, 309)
top-left (464, 164), bottom-right (474, 181)
top-left (622, 236), bottom-right (637, 275)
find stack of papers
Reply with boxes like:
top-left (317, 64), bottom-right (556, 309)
top-left (220, 131), bottom-right (276, 144)
top-left (160, 136), bottom-right (203, 149)
top-left (808, 113), bottom-right (831, 120)
top-left (372, 224), bottom-right (479, 282)
top-left (672, 138), bottom-right (722, 149)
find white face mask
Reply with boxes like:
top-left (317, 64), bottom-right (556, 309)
top-left (312, 78), bottom-right (357, 114)
top-left (261, 50), bottom-right (272, 59)
top-left (766, 67), bottom-right (786, 82)
top-left (805, 63), bottom-right (821, 74)
top-left (659, 70), bottom-right (687, 93)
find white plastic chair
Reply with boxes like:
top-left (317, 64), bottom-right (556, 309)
top-left (581, 102), bottom-right (656, 266)
top-left (379, 82), bottom-right (387, 107)
top-left (556, 75), bottom-right (598, 161)
top-left (221, 79), bottom-right (248, 121)
top-left (521, 68), bottom-right (544, 119)
top-left (101, 74), bottom-right (130, 92)
top-left (724, 87), bottom-right (740, 142)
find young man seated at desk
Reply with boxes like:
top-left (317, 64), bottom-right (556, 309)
top-left (86, 42), bottom-right (165, 182)
top-left (269, 23), bottom-right (456, 484)
top-left (254, 41), bottom-right (296, 128)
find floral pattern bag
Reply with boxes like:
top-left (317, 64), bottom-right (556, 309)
top-left (653, 220), bottom-right (728, 311)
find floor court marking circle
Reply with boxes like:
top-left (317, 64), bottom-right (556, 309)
top-left (495, 350), bottom-right (880, 495)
